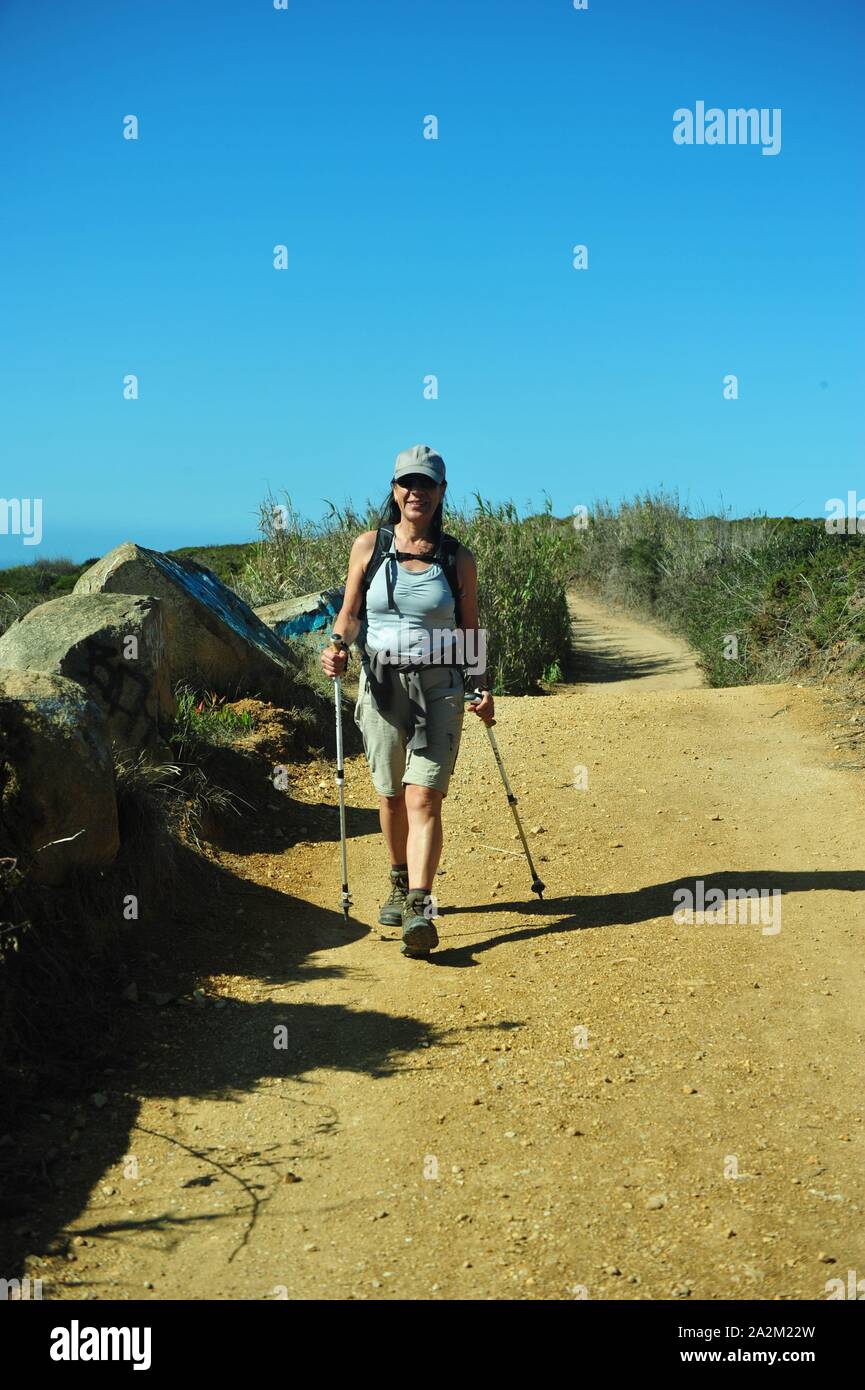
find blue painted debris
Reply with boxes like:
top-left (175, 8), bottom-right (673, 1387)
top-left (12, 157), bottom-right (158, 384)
top-left (144, 548), bottom-right (294, 665)
top-left (263, 588), bottom-right (345, 643)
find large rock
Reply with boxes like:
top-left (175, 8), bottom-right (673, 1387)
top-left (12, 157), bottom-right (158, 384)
top-left (255, 587), bottom-right (344, 642)
top-left (74, 542), bottom-right (296, 703)
top-left (0, 671), bottom-right (120, 885)
top-left (0, 593), bottom-right (173, 757)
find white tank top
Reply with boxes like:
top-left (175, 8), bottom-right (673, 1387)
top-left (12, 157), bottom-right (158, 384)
top-left (363, 532), bottom-right (457, 662)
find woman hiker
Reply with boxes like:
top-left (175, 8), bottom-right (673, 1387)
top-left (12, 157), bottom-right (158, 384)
top-left (320, 444), bottom-right (495, 958)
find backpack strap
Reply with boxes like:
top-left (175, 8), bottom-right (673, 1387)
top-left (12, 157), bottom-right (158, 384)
top-left (359, 527), bottom-right (395, 619)
top-left (435, 533), bottom-right (462, 629)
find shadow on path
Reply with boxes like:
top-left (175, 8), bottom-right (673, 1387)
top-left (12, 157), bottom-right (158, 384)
top-left (432, 868), bottom-right (865, 966)
top-left (0, 837), bottom-right (435, 1282)
top-left (563, 593), bottom-right (699, 686)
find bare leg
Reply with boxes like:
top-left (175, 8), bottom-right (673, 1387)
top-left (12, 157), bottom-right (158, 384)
top-left (379, 790), bottom-right (408, 866)
top-left (404, 785), bottom-right (444, 889)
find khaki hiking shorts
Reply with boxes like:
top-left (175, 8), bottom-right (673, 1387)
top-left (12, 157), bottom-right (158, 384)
top-left (353, 664), bottom-right (465, 797)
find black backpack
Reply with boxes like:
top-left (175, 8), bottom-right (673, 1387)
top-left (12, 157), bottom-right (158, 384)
top-left (359, 526), bottom-right (462, 627)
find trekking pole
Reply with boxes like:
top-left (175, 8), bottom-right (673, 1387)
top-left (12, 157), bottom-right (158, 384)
top-left (328, 636), bottom-right (352, 923)
top-left (468, 689), bottom-right (545, 901)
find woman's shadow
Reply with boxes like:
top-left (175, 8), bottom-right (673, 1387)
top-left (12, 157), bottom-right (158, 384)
top-left (432, 868), bottom-right (865, 966)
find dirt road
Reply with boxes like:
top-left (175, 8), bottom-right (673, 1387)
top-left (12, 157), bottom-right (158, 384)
top-left (24, 594), bottom-right (865, 1300)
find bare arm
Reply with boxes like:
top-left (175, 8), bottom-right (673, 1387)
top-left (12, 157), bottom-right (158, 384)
top-left (321, 530), bottom-right (376, 676)
top-left (456, 544), bottom-right (495, 722)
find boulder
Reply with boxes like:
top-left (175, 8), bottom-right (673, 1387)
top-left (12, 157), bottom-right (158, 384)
top-left (0, 670), bottom-right (120, 885)
top-left (255, 587), bottom-right (344, 642)
top-left (74, 542), bottom-right (296, 703)
top-left (0, 592), bottom-right (173, 757)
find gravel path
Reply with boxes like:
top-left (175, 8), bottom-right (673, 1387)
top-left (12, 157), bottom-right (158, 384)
top-left (32, 594), bottom-right (865, 1300)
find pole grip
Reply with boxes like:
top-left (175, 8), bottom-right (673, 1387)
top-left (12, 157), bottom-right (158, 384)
top-left (467, 688), bottom-right (496, 725)
top-left (328, 633), bottom-right (349, 677)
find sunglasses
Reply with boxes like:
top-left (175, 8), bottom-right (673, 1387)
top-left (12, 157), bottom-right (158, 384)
top-left (394, 474), bottom-right (440, 491)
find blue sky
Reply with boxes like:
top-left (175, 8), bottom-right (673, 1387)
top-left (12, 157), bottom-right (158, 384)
top-left (1, 0), bottom-right (863, 567)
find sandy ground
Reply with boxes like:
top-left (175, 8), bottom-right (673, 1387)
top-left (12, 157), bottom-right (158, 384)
top-left (15, 593), bottom-right (865, 1301)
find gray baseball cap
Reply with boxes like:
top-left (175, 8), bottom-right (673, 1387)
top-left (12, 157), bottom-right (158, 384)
top-left (393, 443), bottom-right (446, 484)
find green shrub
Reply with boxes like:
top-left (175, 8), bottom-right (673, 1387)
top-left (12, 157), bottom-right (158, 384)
top-left (170, 685), bottom-right (255, 759)
top-left (235, 492), bottom-right (371, 607)
top-left (571, 493), bottom-right (865, 686)
top-left (444, 494), bottom-right (576, 693)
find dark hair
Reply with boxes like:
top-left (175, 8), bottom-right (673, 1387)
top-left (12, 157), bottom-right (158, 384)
top-left (376, 478), bottom-right (447, 544)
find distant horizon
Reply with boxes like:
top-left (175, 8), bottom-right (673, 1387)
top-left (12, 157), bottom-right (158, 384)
top-left (0, 499), bottom-right (847, 574)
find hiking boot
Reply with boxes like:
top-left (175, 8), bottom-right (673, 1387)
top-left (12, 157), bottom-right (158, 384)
top-left (401, 888), bottom-right (439, 959)
top-left (379, 866), bottom-right (410, 926)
